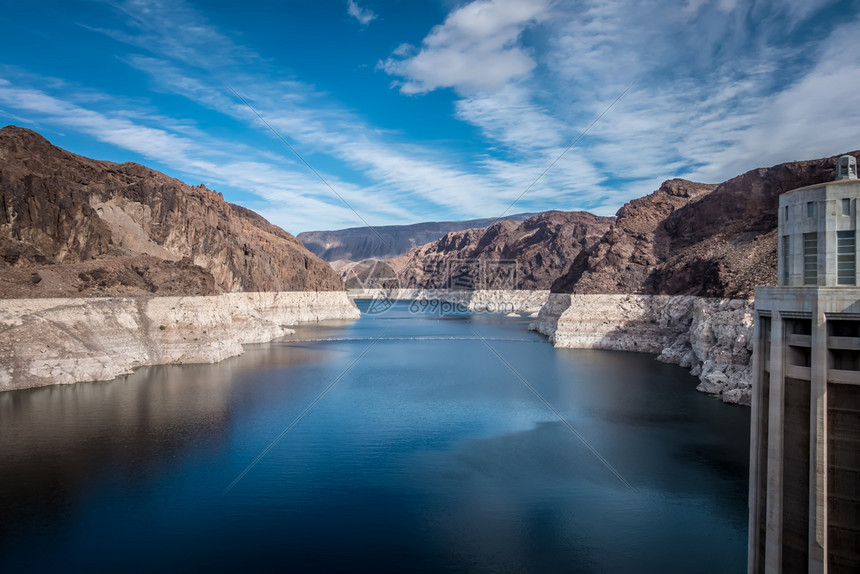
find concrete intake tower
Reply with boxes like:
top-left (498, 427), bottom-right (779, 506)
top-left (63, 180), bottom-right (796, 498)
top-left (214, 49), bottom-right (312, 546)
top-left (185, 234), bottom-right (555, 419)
top-left (749, 154), bottom-right (860, 573)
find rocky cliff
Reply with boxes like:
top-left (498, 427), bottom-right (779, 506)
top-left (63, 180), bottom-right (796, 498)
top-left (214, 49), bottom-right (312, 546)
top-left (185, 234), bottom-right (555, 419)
top-left (297, 212), bottom-right (538, 265)
top-left (350, 288), bottom-right (551, 315)
top-left (383, 211), bottom-right (612, 290)
top-left (530, 294), bottom-right (754, 404)
top-left (0, 291), bottom-right (361, 392)
top-left (0, 125), bottom-right (344, 297)
top-left (539, 152), bottom-right (859, 404)
top-left (553, 153), bottom-right (859, 297)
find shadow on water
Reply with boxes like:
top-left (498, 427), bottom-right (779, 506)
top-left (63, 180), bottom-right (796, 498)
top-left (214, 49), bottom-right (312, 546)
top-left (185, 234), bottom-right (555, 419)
top-left (0, 341), bottom-right (336, 541)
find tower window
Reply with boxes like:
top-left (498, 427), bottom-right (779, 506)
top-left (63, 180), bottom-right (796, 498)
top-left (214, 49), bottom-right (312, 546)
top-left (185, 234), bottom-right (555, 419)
top-left (783, 235), bottom-right (790, 284)
top-left (807, 202), bottom-right (815, 217)
top-left (804, 232), bottom-right (817, 285)
top-left (843, 198), bottom-right (851, 216)
top-left (837, 230), bottom-right (855, 285)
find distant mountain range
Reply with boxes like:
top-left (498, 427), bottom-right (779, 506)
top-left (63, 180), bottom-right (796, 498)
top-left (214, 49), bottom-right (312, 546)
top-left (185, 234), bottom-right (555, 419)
top-left (297, 213), bottom-right (539, 264)
top-left (6, 125), bottom-right (856, 302)
top-left (388, 211), bottom-right (612, 290)
top-left (337, 151), bottom-right (860, 297)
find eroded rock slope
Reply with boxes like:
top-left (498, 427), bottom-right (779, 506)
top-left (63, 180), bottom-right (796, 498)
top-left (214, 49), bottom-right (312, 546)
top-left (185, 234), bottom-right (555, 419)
top-left (297, 212), bottom-right (538, 265)
top-left (541, 152), bottom-right (860, 404)
top-left (384, 211), bottom-right (613, 290)
top-left (553, 154), bottom-right (859, 297)
top-left (0, 125), bottom-right (343, 297)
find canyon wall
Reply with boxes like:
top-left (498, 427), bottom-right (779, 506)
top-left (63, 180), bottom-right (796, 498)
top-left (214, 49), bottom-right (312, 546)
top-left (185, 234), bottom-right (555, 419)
top-left (298, 212), bottom-right (538, 264)
top-left (0, 126), bottom-right (344, 297)
top-left (553, 153), bottom-right (859, 298)
top-left (349, 289), bottom-right (550, 315)
top-left (539, 153), bottom-right (858, 404)
top-left (530, 293), bottom-right (754, 404)
top-left (421, 289), bottom-right (550, 315)
top-left (0, 291), bottom-right (360, 392)
top-left (389, 211), bottom-right (613, 290)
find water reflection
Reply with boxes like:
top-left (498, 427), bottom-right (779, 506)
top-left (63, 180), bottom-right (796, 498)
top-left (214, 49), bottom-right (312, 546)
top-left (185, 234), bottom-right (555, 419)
top-left (0, 302), bottom-right (750, 572)
top-left (0, 340), bottom-right (336, 539)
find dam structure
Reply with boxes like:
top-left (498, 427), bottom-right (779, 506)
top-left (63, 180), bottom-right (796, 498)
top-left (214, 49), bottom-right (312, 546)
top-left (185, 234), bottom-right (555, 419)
top-left (749, 155), bottom-right (860, 573)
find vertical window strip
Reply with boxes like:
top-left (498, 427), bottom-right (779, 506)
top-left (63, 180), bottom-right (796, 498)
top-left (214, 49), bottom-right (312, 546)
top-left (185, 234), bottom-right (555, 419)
top-left (837, 230), bottom-right (855, 285)
top-left (803, 232), bottom-right (817, 285)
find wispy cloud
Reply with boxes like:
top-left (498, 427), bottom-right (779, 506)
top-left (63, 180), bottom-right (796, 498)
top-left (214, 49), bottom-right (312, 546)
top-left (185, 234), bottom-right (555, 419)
top-left (346, 0), bottom-right (377, 26)
top-left (382, 0), bottom-right (860, 209)
top-left (90, 0), bottom-right (256, 70)
top-left (122, 56), bottom-right (514, 217)
top-left (4, 0), bottom-right (858, 235)
top-left (380, 0), bottom-right (552, 94)
top-left (0, 75), bottom-right (412, 232)
top-left (89, 0), bottom-right (592, 221)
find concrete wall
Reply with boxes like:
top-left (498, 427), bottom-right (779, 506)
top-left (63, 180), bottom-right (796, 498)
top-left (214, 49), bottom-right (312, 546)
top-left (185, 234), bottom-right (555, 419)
top-left (779, 180), bottom-right (860, 287)
top-left (750, 286), bottom-right (860, 573)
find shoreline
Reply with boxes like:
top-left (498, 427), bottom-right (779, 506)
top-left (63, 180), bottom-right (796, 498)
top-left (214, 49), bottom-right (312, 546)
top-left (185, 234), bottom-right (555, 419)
top-left (2, 288), bottom-right (755, 404)
top-left (349, 288), bottom-right (755, 404)
top-left (529, 293), bottom-right (754, 405)
top-left (0, 291), bottom-right (360, 392)
top-left (348, 288), bottom-right (550, 315)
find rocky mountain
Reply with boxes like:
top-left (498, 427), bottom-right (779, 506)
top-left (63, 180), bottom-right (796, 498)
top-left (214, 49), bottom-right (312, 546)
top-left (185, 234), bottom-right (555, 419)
top-left (297, 212), bottom-right (538, 264)
top-left (382, 211), bottom-right (613, 290)
top-left (0, 125), bottom-right (344, 297)
top-left (552, 152), bottom-right (860, 298)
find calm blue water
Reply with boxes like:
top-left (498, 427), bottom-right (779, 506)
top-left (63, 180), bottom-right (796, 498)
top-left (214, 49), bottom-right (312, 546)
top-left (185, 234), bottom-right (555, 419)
top-left (0, 301), bottom-right (749, 572)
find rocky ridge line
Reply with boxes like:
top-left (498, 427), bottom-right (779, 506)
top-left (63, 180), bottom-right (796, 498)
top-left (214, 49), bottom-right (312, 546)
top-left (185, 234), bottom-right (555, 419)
top-left (540, 152), bottom-right (860, 404)
top-left (553, 153), bottom-right (859, 297)
top-left (0, 125), bottom-right (344, 297)
top-left (374, 211), bottom-right (613, 291)
top-left (297, 212), bottom-right (539, 265)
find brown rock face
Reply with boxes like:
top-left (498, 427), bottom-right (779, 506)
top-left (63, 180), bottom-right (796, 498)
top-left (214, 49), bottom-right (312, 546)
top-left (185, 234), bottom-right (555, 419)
top-left (297, 212), bottom-right (539, 264)
top-left (552, 153), bottom-right (860, 298)
top-left (552, 179), bottom-right (716, 294)
top-left (388, 211), bottom-right (613, 290)
top-left (0, 125), bottom-right (343, 297)
top-left (0, 255), bottom-right (220, 298)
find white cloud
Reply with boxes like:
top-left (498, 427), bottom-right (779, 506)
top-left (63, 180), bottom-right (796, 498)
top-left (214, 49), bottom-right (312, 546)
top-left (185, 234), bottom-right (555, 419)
top-left (9, 0), bottom-right (860, 235)
top-left (347, 0), bottom-right (377, 26)
top-left (454, 84), bottom-right (564, 152)
top-left (391, 43), bottom-right (412, 57)
top-left (414, 0), bottom-right (860, 213)
top-left (99, 0), bottom-right (624, 223)
top-left (94, 0), bottom-right (256, 70)
top-left (682, 0), bottom-right (710, 17)
top-left (693, 19), bottom-right (860, 178)
top-left (77, 0), bottom-right (542, 227)
top-left (123, 55), bottom-right (515, 217)
top-left (0, 78), bottom-right (418, 232)
top-left (380, 0), bottom-right (552, 94)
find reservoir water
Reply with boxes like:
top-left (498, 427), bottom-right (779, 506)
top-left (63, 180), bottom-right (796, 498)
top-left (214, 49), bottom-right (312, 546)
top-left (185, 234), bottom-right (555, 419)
top-left (0, 301), bottom-right (749, 572)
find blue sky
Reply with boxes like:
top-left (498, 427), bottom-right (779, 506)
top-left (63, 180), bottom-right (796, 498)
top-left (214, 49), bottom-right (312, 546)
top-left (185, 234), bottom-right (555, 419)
top-left (1, 0), bottom-right (858, 234)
